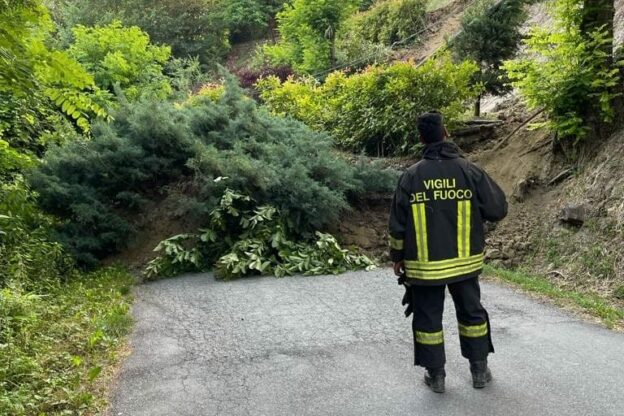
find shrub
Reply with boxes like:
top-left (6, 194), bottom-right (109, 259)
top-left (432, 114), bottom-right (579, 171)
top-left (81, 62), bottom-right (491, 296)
top-left (145, 189), bottom-right (376, 279)
top-left (258, 53), bottom-right (481, 155)
top-left (234, 65), bottom-right (294, 89)
top-left (69, 21), bottom-right (173, 101)
top-left (503, 0), bottom-right (621, 141)
top-left (1, 0), bottom-right (110, 141)
top-left (0, 179), bottom-right (73, 289)
top-left (343, 0), bottom-right (427, 47)
top-left (262, 0), bottom-right (360, 74)
top-left (0, 266), bottom-right (133, 414)
top-left (30, 74), bottom-right (397, 266)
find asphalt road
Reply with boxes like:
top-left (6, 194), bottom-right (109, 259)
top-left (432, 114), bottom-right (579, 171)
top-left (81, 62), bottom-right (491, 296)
top-left (111, 269), bottom-right (624, 416)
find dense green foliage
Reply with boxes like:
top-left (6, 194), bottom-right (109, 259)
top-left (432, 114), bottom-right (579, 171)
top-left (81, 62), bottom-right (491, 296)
top-left (258, 54), bottom-right (481, 154)
top-left (30, 76), bottom-right (397, 267)
top-left (345, 0), bottom-right (427, 46)
top-left (503, 0), bottom-right (621, 140)
top-left (225, 0), bottom-right (288, 41)
top-left (49, 0), bottom-right (230, 64)
top-left (68, 21), bottom-right (173, 101)
top-left (262, 0), bottom-right (360, 73)
top-left (336, 0), bottom-right (426, 67)
top-left (145, 189), bottom-right (375, 279)
top-left (0, 0), bottom-right (110, 145)
top-left (0, 266), bottom-right (133, 414)
top-left (0, 179), bottom-right (134, 413)
top-left (452, 0), bottom-right (527, 115)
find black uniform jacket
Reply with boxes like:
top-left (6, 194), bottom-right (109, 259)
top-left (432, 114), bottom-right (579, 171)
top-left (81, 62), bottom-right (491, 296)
top-left (389, 141), bottom-right (507, 286)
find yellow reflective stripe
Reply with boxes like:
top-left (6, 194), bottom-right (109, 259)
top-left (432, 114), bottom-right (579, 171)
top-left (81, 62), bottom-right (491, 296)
top-left (404, 253), bottom-right (484, 271)
top-left (415, 330), bottom-right (444, 345)
top-left (411, 204), bottom-right (423, 260)
top-left (464, 200), bottom-right (471, 257)
top-left (405, 261), bottom-right (483, 280)
top-left (412, 203), bottom-right (428, 261)
top-left (457, 200), bottom-right (472, 258)
top-left (458, 322), bottom-right (488, 338)
top-left (389, 236), bottom-right (404, 250)
top-left (457, 200), bottom-right (464, 257)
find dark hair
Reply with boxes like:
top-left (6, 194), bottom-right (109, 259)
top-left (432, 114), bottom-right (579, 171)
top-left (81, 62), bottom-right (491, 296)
top-left (417, 111), bottom-right (445, 144)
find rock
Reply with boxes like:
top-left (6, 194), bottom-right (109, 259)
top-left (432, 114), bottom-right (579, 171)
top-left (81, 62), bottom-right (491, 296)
top-left (559, 203), bottom-right (589, 226)
top-left (485, 248), bottom-right (503, 260)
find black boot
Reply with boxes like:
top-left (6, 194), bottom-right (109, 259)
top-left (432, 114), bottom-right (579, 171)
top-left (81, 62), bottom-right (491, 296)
top-left (470, 360), bottom-right (492, 389)
top-left (424, 367), bottom-right (446, 393)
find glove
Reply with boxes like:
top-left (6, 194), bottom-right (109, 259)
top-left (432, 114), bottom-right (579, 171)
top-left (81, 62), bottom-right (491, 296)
top-left (397, 275), bottom-right (413, 318)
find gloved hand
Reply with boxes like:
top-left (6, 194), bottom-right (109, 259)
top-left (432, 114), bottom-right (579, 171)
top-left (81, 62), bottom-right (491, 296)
top-left (397, 275), bottom-right (413, 318)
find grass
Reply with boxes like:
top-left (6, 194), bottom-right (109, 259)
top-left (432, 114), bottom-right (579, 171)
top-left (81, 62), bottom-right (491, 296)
top-left (0, 266), bottom-right (134, 415)
top-left (426, 0), bottom-right (455, 12)
top-left (484, 265), bottom-right (624, 329)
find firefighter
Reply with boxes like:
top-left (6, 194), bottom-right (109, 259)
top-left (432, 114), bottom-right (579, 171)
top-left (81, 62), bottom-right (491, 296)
top-left (388, 111), bottom-right (507, 393)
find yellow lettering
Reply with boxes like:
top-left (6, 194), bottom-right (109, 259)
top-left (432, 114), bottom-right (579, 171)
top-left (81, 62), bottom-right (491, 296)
top-left (424, 180), bottom-right (433, 190)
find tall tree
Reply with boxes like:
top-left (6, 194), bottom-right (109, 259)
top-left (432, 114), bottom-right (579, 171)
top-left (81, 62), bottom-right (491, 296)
top-left (580, 0), bottom-right (617, 139)
top-left (262, 0), bottom-right (360, 74)
top-left (452, 0), bottom-right (527, 116)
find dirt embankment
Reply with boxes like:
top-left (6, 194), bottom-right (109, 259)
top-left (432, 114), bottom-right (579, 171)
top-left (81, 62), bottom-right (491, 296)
top-left (472, 102), bottom-right (624, 305)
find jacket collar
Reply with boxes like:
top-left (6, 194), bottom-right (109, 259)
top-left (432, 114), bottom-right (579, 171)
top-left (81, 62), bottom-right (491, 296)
top-left (422, 141), bottom-right (461, 160)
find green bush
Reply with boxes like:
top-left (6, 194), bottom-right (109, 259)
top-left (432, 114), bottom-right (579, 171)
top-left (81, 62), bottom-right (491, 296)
top-left (30, 75), bottom-right (397, 266)
top-left (0, 266), bottom-right (133, 415)
top-left (145, 189), bottom-right (376, 279)
top-left (261, 0), bottom-right (360, 74)
top-left (0, 179), bottom-right (73, 289)
top-left (69, 21), bottom-right (173, 101)
top-left (258, 53), bottom-right (481, 154)
top-left (343, 0), bottom-right (427, 47)
top-left (49, 0), bottom-right (230, 65)
top-left (1, 0), bottom-right (110, 142)
top-left (503, 0), bottom-right (621, 141)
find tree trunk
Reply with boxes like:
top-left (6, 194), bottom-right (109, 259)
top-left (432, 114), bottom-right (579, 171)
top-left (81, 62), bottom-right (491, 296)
top-left (474, 94), bottom-right (481, 117)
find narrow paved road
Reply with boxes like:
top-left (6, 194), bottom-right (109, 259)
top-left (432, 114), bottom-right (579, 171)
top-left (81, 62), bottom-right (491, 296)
top-left (112, 270), bottom-right (624, 416)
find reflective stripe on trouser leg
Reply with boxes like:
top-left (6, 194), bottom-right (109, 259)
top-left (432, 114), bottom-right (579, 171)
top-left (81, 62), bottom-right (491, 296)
top-left (448, 277), bottom-right (494, 361)
top-left (458, 319), bottom-right (493, 361)
top-left (410, 284), bottom-right (446, 368)
top-left (413, 328), bottom-right (445, 368)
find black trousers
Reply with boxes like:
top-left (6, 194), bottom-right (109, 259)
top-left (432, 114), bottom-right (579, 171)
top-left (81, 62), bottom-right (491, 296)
top-left (409, 276), bottom-right (494, 369)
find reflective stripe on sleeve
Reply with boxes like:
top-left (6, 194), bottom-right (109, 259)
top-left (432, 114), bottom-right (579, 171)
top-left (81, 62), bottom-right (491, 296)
top-left (389, 236), bottom-right (404, 250)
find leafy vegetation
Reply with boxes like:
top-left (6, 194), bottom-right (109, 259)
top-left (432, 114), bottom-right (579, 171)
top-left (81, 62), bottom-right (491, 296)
top-left (146, 189), bottom-right (375, 279)
top-left (258, 54), bottom-right (481, 154)
top-left (49, 0), bottom-right (231, 65)
top-left (452, 0), bottom-right (527, 116)
top-left (0, 179), bottom-right (134, 414)
top-left (261, 0), bottom-right (360, 73)
top-left (344, 0), bottom-right (427, 47)
top-left (1, 0), bottom-right (110, 144)
top-left (503, 0), bottom-right (621, 141)
top-left (30, 75), bottom-right (397, 267)
top-left (0, 266), bottom-right (133, 414)
top-left (68, 21), bottom-right (173, 101)
top-left (336, 0), bottom-right (426, 68)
